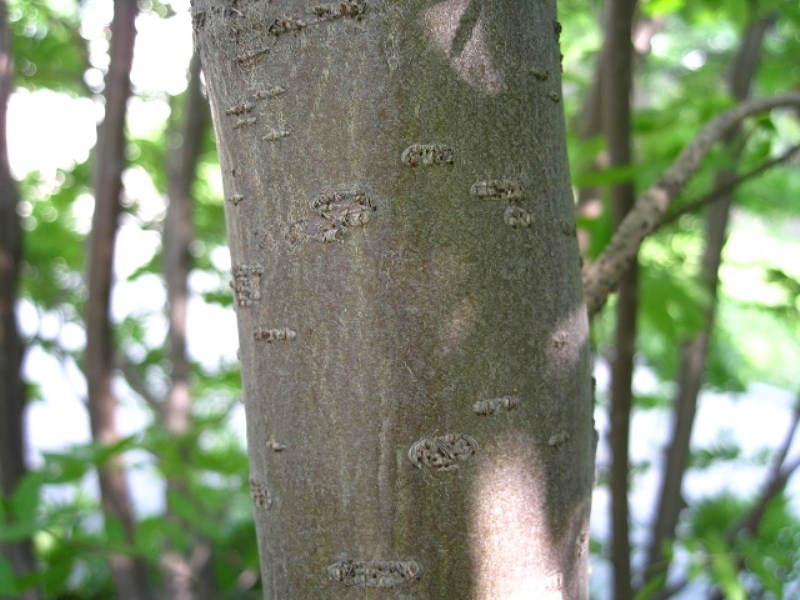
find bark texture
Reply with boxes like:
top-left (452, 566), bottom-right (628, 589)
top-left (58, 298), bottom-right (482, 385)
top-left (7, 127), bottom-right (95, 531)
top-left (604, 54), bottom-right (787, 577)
top-left (85, 2), bottom-right (152, 598)
top-left (0, 2), bottom-right (39, 596)
top-left (195, 1), bottom-right (593, 598)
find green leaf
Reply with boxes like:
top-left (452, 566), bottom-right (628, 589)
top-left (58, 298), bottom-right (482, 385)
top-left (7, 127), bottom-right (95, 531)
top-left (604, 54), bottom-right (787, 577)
top-left (103, 516), bottom-right (129, 551)
top-left (0, 556), bottom-right (20, 595)
top-left (689, 440), bottom-right (741, 469)
top-left (639, 263), bottom-right (710, 344)
top-left (10, 0), bottom-right (88, 94)
top-left (634, 572), bottom-right (666, 600)
top-left (573, 164), bottom-right (640, 188)
top-left (40, 548), bottom-right (76, 595)
top-left (642, 0), bottom-right (686, 17)
top-left (635, 393), bottom-right (670, 410)
top-left (10, 473), bottom-right (42, 524)
top-left (165, 490), bottom-right (223, 541)
top-left (39, 450), bottom-right (91, 484)
top-left (0, 519), bottom-right (41, 543)
top-left (707, 535), bottom-right (745, 600)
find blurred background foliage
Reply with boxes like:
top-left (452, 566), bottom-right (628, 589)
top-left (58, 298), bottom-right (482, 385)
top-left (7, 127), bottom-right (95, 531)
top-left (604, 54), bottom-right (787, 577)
top-left (1, 0), bottom-right (799, 598)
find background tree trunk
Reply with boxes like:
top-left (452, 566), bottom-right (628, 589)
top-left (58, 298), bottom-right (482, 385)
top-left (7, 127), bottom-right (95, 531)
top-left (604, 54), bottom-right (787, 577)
top-left (0, 2), bottom-right (38, 596)
top-left (160, 52), bottom-right (214, 600)
top-left (84, 1), bottom-right (152, 598)
top-left (602, 1), bottom-right (638, 599)
top-left (194, 1), bottom-right (593, 597)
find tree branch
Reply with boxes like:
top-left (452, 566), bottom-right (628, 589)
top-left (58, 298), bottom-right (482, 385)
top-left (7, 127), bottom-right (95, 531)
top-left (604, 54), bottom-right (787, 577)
top-left (651, 392), bottom-right (800, 600)
top-left (116, 355), bottom-right (164, 415)
top-left (726, 392), bottom-right (800, 542)
top-left (656, 144), bottom-right (800, 231)
top-left (582, 92), bottom-right (800, 318)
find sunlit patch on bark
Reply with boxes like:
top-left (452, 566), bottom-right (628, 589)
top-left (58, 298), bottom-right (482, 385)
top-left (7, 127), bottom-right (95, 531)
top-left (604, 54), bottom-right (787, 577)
top-left (469, 433), bottom-right (564, 599)
top-left (423, 0), bottom-right (504, 95)
top-left (546, 307), bottom-right (589, 367)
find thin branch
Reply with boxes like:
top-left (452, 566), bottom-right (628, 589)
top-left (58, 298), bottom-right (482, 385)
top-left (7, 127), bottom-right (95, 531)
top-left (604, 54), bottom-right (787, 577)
top-left (726, 392), bottom-right (800, 542)
top-left (652, 393), bottom-right (800, 600)
top-left (766, 391), bottom-right (800, 478)
top-left (582, 92), bottom-right (800, 318)
top-left (656, 145), bottom-right (800, 231)
top-left (116, 356), bottom-right (164, 415)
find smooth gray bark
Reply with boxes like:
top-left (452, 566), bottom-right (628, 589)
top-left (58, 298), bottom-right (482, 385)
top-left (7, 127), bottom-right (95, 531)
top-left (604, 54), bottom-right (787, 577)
top-left (194, 1), bottom-right (593, 598)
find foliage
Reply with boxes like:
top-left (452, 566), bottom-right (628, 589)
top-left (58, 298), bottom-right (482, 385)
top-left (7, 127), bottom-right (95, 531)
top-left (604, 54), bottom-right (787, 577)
top-left (4, 0), bottom-right (258, 596)
top-left (686, 494), bottom-right (800, 597)
top-left (566, 1), bottom-right (800, 393)
top-left (564, 1), bottom-right (800, 597)
top-left (1, 409), bottom-right (258, 598)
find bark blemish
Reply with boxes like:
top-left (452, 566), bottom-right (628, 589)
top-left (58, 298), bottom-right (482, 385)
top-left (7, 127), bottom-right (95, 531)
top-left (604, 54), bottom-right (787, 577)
top-left (545, 572), bottom-right (564, 592)
top-left (327, 559), bottom-right (421, 587)
top-left (408, 434), bottom-right (478, 471)
top-left (312, 188), bottom-right (375, 236)
top-left (530, 68), bottom-right (550, 81)
top-left (191, 9), bottom-right (206, 34)
top-left (232, 116), bottom-right (257, 129)
top-left (548, 91), bottom-right (561, 103)
top-left (230, 264), bottom-right (263, 306)
top-left (249, 478), bottom-right (273, 509)
top-left (473, 396), bottom-right (519, 416)
top-left (503, 204), bottom-right (533, 228)
top-left (226, 193), bottom-right (245, 206)
top-left (269, 18), bottom-right (307, 36)
top-left (548, 432), bottom-right (569, 447)
top-left (401, 143), bottom-right (454, 167)
top-left (253, 328), bottom-right (297, 342)
top-left (262, 128), bottom-right (291, 142)
top-left (312, 1), bottom-right (367, 20)
top-left (236, 46), bottom-right (270, 65)
top-left (225, 101), bottom-right (255, 116)
top-left (287, 188), bottom-right (375, 245)
top-left (267, 437), bottom-right (287, 452)
top-left (469, 179), bottom-right (524, 201)
top-left (560, 220), bottom-right (576, 236)
top-left (551, 331), bottom-right (569, 348)
top-left (267, 3), bottom-right (367, 41)
top-left (255, 85), bottom-right (287, 100)
top-left (471, 180), bottom-right (532, 227)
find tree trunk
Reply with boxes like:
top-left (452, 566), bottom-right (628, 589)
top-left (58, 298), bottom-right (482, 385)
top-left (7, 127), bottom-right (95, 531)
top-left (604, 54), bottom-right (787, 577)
top-left (85, 1), bottom-right (152, 598)
top-left (0, 1), bottom-right (39, 596)
top-left (602, 2), bottom-right (638, 599)
top-left (161, 52), bottom-right (216, 600)
top-left (194, 1), bottom-right (593, 598)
